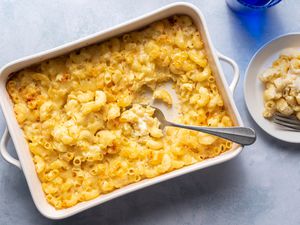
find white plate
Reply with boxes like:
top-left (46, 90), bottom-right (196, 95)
top-left (244, 33), bottom-right (300, 143)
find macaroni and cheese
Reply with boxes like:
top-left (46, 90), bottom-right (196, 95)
top-left (260, 48), bottom-right (300, 120)
top-left (7, 15), bottom-right (233, 209)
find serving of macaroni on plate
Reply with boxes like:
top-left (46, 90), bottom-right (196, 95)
top-left (7, 15), bottom-right (233, 209)
top-left (260, 48), bottom-right (300, 120)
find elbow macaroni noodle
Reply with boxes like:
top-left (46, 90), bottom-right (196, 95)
top-left (153, 89), bottom-right (173, 105)
top-left (260, 48), bottom-right (300, 120)
top-left (7, 16), bottom-right (233, 209)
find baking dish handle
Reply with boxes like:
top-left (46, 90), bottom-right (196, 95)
top-left (217, 52), bottom-right (239, 93)
top-left (1, 128), bottom-right (22, 169)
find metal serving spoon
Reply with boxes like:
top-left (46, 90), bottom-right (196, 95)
top-left (151, 105), bottom-right (256, 146)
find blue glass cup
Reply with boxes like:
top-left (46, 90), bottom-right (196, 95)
top-left (226, 0), bottom-right (282, 13)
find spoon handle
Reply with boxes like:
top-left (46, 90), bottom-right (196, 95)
top-left (168, 122), bottom-right (256, 146)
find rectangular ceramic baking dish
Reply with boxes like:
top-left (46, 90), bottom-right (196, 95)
top-left (0, 2), bottom-right (243, 219)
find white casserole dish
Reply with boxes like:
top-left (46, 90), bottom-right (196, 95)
top-left (0, 2), bottom-right (243, 219)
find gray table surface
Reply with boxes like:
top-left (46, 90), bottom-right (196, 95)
top-left (1, 0), bottom-right (300, 224)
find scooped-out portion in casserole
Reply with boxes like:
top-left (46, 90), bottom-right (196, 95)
top-left (7, 15), bottom-right (233, 209)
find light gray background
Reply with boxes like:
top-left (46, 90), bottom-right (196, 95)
top-left (0, 0), bottom-right (299, 225)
